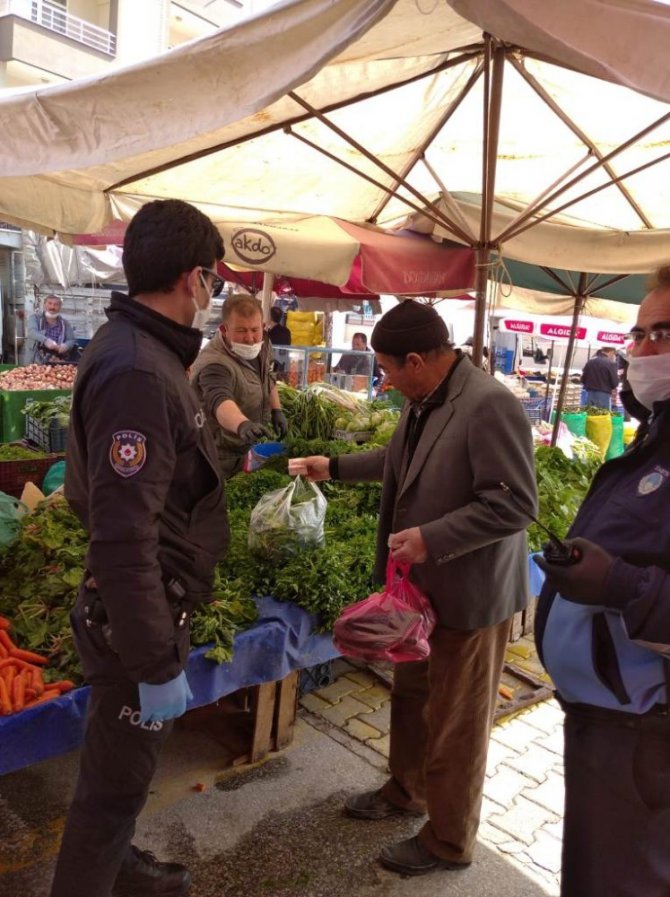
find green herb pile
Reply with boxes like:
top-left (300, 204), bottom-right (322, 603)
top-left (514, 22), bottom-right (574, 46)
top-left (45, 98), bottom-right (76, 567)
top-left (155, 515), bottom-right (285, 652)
top-left (0, 438), bottom-right (601, 681)
top-left (0, 444), bottom-right (51, 461)
top-left (276, 381), bottom-right (401, 446)
top-left (529, 445), bottom-right (601, 552)
top-left (0, 498), bottom-right (86, 682)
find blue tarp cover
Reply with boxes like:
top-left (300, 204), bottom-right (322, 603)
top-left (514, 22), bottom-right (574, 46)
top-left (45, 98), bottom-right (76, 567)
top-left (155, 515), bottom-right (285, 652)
top-left (0, 597), bottom-right (337, 776)
top-left (0, 560), bottom-right (546, 777)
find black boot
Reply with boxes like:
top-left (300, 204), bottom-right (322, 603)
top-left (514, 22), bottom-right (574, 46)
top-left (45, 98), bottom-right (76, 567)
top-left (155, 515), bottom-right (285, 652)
top-left (112, 845), bottom-right (192, 896)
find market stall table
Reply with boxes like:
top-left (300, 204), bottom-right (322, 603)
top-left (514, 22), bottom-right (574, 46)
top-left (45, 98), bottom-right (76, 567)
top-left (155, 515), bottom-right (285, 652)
top-left (0, 597), bottom-right (337, 777)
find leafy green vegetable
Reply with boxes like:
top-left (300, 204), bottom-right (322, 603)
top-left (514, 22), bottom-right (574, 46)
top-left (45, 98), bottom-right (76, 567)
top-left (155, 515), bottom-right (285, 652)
top-left (23, 395), bottom-right (72, 425)
top-left (528, 445), bottom-right (600, 552)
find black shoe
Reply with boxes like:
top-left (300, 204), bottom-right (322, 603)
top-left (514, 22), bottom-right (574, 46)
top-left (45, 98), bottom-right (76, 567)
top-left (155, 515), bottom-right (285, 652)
top-left (379, 835), bottom-right (471, 876)
top-left (112, 845), bottom-right (192, 896)
top-left (344, 788), bottom-right (425, 820)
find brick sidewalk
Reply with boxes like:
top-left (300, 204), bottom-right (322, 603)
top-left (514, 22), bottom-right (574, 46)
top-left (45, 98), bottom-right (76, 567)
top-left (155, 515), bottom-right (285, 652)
top-left (300, 652), bottom-right (563, 895)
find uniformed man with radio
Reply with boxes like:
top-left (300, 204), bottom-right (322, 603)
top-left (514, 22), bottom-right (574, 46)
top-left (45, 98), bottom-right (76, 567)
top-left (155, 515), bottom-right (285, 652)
top-left (50, 199), bottom-right (229, 897)
top-left (536, 265), bottom-right (670, 897)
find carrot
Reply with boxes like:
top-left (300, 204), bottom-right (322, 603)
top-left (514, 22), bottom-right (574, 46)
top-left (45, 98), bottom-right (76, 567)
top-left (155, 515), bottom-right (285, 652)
top-left (0, 657), bottom-right (33, 671)
top-left (51, 680), bottom-right (75, 694)
top-left (10, 648), bottom-right (47, 666)
top-left (0, 630), bottom-right (16, 653)
top-left (12, 669), bottom-right (27, 712)
top-left (0, 643), bottom-right (7, 660)
top-left (498, 684), bottom-right (514, 701)
top-left (4, 666), bottom-right (16, 693)
top-left (0, 677), bottom-right (11, 715)
top-left (26, 690), bottom-right (60, 708)
top-left (31, 667), bottom-right (45, 697)
top-left (0, 616), bottom-right (10, 630)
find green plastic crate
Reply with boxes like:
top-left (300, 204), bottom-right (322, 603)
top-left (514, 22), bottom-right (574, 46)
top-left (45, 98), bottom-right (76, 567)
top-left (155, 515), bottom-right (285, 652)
top-left (0, 388), bottom-right (71, 443)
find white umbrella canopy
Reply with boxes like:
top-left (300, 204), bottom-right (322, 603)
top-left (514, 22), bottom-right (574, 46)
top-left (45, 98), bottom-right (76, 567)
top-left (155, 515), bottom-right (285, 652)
top-left (2, 0), bottom-right (670, 285)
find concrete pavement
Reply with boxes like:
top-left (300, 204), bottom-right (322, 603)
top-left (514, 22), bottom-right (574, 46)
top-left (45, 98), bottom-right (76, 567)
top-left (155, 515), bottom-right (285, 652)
top-left (0, 653), bottom-right (564, 897)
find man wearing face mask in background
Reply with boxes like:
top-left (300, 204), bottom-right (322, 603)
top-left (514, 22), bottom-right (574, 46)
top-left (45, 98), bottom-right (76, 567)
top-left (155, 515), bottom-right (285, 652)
top-left (190, 293), bottom-right (288, 479)
top-left (51, 199), bottom-right (229, 897)
top-left (534, 265), bottom-right (670, 896)
top-left (27, 293), bottom-right (77, 363)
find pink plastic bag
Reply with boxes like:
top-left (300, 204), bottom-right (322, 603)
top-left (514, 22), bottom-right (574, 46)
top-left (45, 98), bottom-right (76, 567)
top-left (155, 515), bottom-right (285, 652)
top-left (333, 558), bottom-right (437, 663)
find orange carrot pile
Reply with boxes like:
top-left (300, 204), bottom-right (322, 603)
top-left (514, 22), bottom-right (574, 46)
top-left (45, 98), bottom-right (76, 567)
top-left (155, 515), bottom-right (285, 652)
top-left (0, 615), bottom-right (74, 714)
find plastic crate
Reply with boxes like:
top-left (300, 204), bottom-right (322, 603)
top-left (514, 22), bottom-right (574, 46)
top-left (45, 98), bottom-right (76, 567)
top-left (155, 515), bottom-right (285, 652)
top-left (0, 388), bottom-right (71, 443)
top-left (0, 452), bottom-right (64, 498)
top-left (299, 661), bottom-right (334, 695)
top-left (24, 415), bottom-right (68, 453)
top-left (332, 428), bottom-right (373, 444)
top-left (519, 397), bottom-right (548, 424)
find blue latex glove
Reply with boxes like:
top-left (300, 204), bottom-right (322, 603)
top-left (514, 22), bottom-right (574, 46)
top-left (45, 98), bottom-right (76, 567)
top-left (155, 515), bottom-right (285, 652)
top-left (138, 671), bottom-right (193, 724)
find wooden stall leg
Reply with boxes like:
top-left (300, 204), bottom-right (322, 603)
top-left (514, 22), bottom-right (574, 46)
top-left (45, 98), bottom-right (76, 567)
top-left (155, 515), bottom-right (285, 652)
top-left (273, 670), bottom-right (299, 751)
top-left (250, 681), bottom-right (276, 763)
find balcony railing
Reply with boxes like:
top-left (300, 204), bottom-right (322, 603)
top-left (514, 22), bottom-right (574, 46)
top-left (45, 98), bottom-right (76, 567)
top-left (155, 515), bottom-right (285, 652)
top-left (1, 0), bottom-right (116, 55)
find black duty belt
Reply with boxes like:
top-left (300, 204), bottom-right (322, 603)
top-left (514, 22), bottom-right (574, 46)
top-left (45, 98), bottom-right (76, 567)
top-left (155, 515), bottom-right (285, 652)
top-left (83, 574), bottom-right (192, 629)
top-left (558, 695), bottom-right (670, 733)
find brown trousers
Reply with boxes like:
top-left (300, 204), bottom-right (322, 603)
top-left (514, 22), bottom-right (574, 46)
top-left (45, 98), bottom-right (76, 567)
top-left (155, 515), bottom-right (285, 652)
top-left (381, 617), bottom-right (511, 864)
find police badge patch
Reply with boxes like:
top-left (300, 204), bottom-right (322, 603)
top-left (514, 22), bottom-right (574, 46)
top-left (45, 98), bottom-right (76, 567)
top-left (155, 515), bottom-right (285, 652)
top-left (109, 431), bottom-right (147, 478)
top-left (637, 467), bottom-right (668, 496)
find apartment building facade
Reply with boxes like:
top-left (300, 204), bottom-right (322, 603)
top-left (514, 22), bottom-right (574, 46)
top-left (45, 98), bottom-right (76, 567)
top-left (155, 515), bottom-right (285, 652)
top-left (0, 0), bottom-right (274, 358)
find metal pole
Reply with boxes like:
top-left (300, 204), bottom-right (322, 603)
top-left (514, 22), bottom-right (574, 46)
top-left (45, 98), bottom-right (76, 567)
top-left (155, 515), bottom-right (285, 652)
top-left (550, 288), bottom-right (587, 447)
top-left (473, 39), bottom-right (505, 368)
top-left (543, 343), bottom-right (553, 418)
top-left (472, 247), bottom-right (490, 366)
top-left (260, 272), bottom-right (274, 322)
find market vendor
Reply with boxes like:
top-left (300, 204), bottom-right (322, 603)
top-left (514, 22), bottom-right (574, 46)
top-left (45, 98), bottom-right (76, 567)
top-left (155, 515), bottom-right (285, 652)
top-left (581, 346), bottom-right (619, 409)
top-left (335, 331), bottom-right (379, 380)
top-left (294, 300), bottom-right (537, 877)
top-left (190, 293), bottom-right (289, 479)
top-left (27, 294), bottom-right (77, 364)
top-left (51, 199), bottom-right (228, 897)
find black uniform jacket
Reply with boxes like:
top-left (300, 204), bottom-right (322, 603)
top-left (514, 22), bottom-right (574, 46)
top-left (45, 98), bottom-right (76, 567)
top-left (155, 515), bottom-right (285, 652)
top-left (65, 293), bottom-right (229, 683)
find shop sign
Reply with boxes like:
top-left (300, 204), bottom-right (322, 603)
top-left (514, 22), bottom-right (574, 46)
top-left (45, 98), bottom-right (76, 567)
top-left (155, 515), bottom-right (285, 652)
top-left (231, 228), bottom-right (277, 265)
top-left (539, 323), bottom-right (587, 340)
top-left (596, 330), bottom-right (626, 344)
top-left (502, 319), bottom-right (534, 333)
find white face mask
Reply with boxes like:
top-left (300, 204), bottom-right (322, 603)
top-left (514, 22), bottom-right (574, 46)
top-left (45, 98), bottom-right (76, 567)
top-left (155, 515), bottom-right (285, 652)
top-left (626, 353), bottom-right (670, 410)
top-left (191, 274), bottom-right (213, 330)
top-left (45, 311), bottom-right (59, 321)
top-left (231, 341), bottom-right (263, 360)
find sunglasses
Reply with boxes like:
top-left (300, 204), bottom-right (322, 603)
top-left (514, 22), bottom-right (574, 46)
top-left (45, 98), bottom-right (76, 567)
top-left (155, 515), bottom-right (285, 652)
top-left (201, 267), bottom-right (224, 298)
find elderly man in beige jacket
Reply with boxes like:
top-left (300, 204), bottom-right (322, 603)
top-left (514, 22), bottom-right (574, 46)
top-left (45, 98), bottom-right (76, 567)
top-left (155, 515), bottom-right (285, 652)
top-left (297, 300), bottom-right (537, 877)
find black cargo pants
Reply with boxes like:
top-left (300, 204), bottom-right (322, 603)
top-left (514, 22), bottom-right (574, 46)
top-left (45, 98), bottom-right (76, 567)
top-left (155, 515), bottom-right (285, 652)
top-left (561, 704), bottom-right (670, 897)
top-left (50, 585), bottom-right (186, 897)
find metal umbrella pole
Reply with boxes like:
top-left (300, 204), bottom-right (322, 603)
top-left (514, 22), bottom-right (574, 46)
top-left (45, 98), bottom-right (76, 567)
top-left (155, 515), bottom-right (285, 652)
top-left (550, 281), bottom-right (587, 447)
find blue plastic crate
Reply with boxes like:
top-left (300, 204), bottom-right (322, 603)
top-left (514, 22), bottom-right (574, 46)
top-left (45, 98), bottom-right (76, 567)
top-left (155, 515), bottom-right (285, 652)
top-left (299, 661), bottom-right (334, 695)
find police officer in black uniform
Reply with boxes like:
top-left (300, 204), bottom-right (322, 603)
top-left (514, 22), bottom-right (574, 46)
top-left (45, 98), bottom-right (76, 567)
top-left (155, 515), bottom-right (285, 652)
top-left (50, 200), bottom-right (229, 897)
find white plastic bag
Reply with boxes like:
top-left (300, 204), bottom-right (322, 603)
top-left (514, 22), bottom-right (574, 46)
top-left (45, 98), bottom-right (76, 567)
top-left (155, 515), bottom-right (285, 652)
top-left (248, 476), bottom-right (327, 558)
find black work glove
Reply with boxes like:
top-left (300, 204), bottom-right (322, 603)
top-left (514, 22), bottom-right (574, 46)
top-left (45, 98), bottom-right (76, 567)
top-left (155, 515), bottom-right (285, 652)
top-left (533, 537), bottom-right (614, 605)
top-left (271, 408), bottom-right (289, 440)
top-left (237, 419), bottom-right (273, 445)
